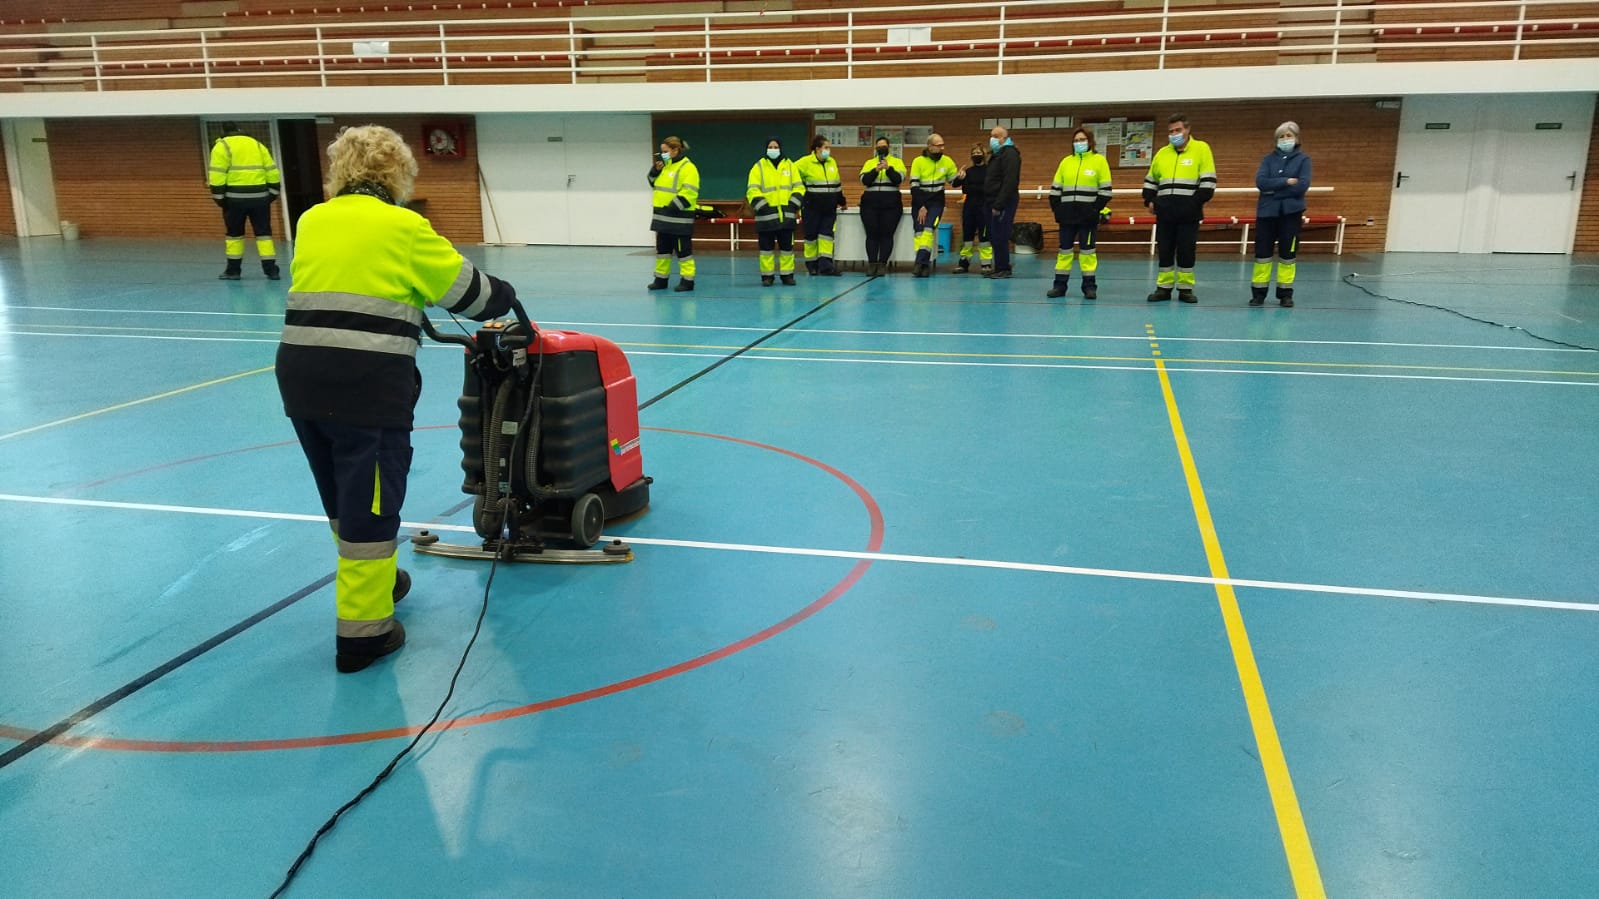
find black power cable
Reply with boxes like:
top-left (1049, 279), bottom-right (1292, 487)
top-left (1341, 272), bottom-right (1599, 352)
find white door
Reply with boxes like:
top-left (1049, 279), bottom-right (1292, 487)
top-left (476, 113), bottom-right (570, 245)
top-left (563, 114), bottom-right (650, 247)
top-left (3, 118), bottom-right (61, 237)
top-left (476, 113), bottom-right (651, 246)
top-left (1386, 96), bottom-right (1478, 252)
top-left (1488, 94), bottom-right (1591, 254)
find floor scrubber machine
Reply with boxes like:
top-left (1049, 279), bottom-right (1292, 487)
top-left (411, 301), bottom-right (650, 564)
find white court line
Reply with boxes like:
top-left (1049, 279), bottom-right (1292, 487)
top-left (2, 492), bottom-right (1594, 614)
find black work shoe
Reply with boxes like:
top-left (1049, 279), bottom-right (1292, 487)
top-left (1277, 288), bottom-right (1295, 307)
top-left (218, 270), bottom-right (242, 281)
top-left (953, 263), bottom-right (970, 274)
top-left (335, 620), bottom-right (406, 674)
top-left (988, 269), bottom-right (1012, 279)
top-left (648, 277), bottom-right (669, 291)
top-left (761, 275), bottom-right (775, 287)
top-left (262, 263), bottom-right (281, 281)
top-left (1178, 290), bottom-right (1198, 304)
top-left (1279, 296), bottom-right (1295, 308)
top-left (672, 280), bottom-right (694, 292)
top-left (1147, 288), bottom-right (1172, 302)
top-left (393, 568), bottom-right (410, 604)
top-left (805, 262), bottom-right (819, 275)
top-left (1249, 287), bottom-right (1267, 306)
top-left (912, 263), bottom-right (928, 278)
top-left (1082, 281), bottom-right (1098, 300)
top-left (1046, 286), bottom-right (1066, 298)
top-left (823, 268), bottom-right (842, 277)
top-left (780, 274), bottom-right (796, 286)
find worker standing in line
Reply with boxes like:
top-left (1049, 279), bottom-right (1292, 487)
top-left (951, 142), bottom-right (991, 275)
top-left (1251, 121), bottom-right (1311, 308)
top-left (276, 125), bottom-right (519, 673)
top-left (908, 133), bottom-right (959, 278)
top-left (796, 134), bottom-right (846, 277)
top-left (649, 136), bottom-right (700, 293)
top-left (1142, 114), bottom-right (1216, 303)
top-left (983, 126), bottom-right (1021, 279)
top-left (747, 136), bottom-right (805, 287)
top-left (1047, 126), bottom-right (1114, 300)
top-left (859, 135), bottom-right (906, 277)
top-left (208, 122), bottom-right (281, 281)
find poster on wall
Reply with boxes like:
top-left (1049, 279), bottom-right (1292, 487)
top-left (875, 126), bottom-right (905, 156)
top-left (904, 125), bottom-right (934, 147)
top-left (818, 125), bottom-right (858, 147)
top-left (1118, 120), bottom-right (1154, 167)
top-left (1090, 120), bottom-right (1124, 145)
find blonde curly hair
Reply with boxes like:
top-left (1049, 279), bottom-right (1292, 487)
top-left (324, 125), bottom-right (418, 204)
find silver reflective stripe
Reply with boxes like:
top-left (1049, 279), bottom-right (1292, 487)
top-left (806, 181), bottom-right (842, 191)
top-left (434, 257), bottom-right (476, 313)
top-left (653, 185), bottom-right (680, 196)
top-left (281, 324), bottom-right (419, 356)
top-left (652, 210), bottom-right (690, 226)
top-left (864, 184), bottom-right (898, 193)
top-left (289, 291), bottom-right (425, 326)
top-left (339, 537), bottom-right (398, 560)
top-left (1159, 185), bottom-right (1200, 196)
top-left (337, 616), bottom-right (395, 638)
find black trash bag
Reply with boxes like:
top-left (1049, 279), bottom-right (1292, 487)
top-left (1012, 221), bottom-right (1045, 251)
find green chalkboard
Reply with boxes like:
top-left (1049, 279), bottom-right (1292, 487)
top-left (653, 118), bottom-right (811, 202)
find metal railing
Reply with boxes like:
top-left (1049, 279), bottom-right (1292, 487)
top-left (0, 0), bottom-right (1592, 91)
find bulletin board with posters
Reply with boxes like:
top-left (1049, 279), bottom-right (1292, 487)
top-left (1085, 119), bottom-right (1155, 168)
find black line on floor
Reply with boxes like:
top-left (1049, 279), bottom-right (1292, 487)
top-left (639, 278), bottom-right (876, 411)
top-left (0, 573), bottom-right (335, 771)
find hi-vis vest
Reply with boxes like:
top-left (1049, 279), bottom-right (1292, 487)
top-left (746, 156), bottom-right (804, 230)
top-left (208, 134), bottom-right (281, 202)
top-left (1049, 151), bottom-right (1114, 223)
top-left (650, 156), bottom-right (701, 236)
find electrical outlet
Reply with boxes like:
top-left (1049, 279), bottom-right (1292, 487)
top-left (1365, 217), bottom-right (1375, 226)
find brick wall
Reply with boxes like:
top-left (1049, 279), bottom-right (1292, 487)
top-left (44, 115), bottom-right (483, 243)
top-left (1575, 96), bottom-right (1599, 253)
top-left (0, 132), bottom-right (14, 235)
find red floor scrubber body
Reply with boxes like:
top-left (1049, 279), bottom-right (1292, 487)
top-left (414, 301), bottom-right (649, 563)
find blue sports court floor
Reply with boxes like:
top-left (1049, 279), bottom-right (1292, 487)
top-left (1, 238), bottom-right (1596, 897)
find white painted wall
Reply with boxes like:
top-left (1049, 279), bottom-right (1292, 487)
top-left (476, 113), bottom-right (650, 247)
top-left (2, 118), bottom-right (60, 237)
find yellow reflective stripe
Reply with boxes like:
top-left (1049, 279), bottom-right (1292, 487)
top-left (371, 461), bottom-right (382, 516)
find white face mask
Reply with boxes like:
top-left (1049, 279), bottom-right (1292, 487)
top-left (819, 148), bottom-right (830, 160)
top-left (766, 148), bottom-right (781, 160)
top-left (660, 151), bottom-right (672, 162)
top-left (1277, 139), bottom-right (1296, 153)
top-left (1073, 141), bottom-right (1089, 154)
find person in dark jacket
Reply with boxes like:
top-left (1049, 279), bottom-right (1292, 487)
top-left (1251, 121), bottom-right (1311, 307)
top-left (983, 126), bottom-right (1021, 279)
top-left (277, 125), bottom-right (519, 673)
top-left (951, 142), bottom-right (990, 274)
top-left (859, 135), bottom-right (907, 276)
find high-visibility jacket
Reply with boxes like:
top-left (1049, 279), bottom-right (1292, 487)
top-left (859, 155), bottom-right (906, 208)
top-left (1049, 151), bottom-right (1114, 226)
top-left (208, 134), bottom-right (281, 203)
top-left (649, 155), bottom-right (700, 236)
top-left (1142, 139), bottom-right (1217, 223)
top-left (276, 193), bottom-right (515, 429)
top-left (909, 152), bottom-right (959, 206)
top-left (795, 153), bottom-right (845, 207)
top-left (746, 156), bottom-right (804, 232)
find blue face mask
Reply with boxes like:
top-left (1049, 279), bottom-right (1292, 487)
top-left (1277, 139), bottom-right (1296, 153)
top-left (1169, 133), bottom-right (1186, 148)
top-left (766, 147), bottom-right (781, 160)
top-left (660, 151), bottom-right (672, 162)
top-left (989, 137), bottom-right (1001, 151)
top-left (819, 148), bottom-right (830, 160)
top-left (1073, 141), bottom-right (1089, 154)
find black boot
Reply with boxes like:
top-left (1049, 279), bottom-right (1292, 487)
top-left (1081, 277), bottom-right (1098, 300)
top-left (648, 277), bottom-right (669, 291)
top-left (393, 568), bottom-right (410, 604)
top-left (780, 273), bottom-right (796, 286)
top-left (1046, 277), bottom-right (1068, 299)
top-left (262, 260), bottom-right (281, 281)
top-left (673, 279), bottom-right (694, 292)
top-left (219, 259), bottom-right (242, 281)
top-left (912, 262), bottom-right (929, 278)
top-left (1177, 289), bottom-right (1198, 304)
top-left (761, 275), bottom-right (775, 287)
top-left (806, 261), bottom-right (819, 275)
top-left (335, 620), bottom-right (406, 673)
top-left (1147, 286), bottom-right (1172, 302)
top-left (954, 260), bottom-right (970, 274)
top-left (1277, 287), bottom-right (1294, 308)
top-left (1249, 286), bottom-right (1267, 306)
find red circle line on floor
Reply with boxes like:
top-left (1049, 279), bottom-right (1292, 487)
top-left (0, 426), bottom-right (885, 754)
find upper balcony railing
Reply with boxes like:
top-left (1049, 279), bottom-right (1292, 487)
top-left (0, 0), bottom-right (1593, 92)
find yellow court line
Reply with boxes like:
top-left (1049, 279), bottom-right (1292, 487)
top-left (0, 365), bottom-right (276, 443)
top-left (616, 341), bottom-right (1599, 378)
top-left (1150, 337), bottom-right (1326, 897)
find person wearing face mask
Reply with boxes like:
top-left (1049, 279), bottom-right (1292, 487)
top-left (747, 136), bottom-right (805, 286)
top-left (983, 125), bottom-right (1021, 279)
top-left (859, 136), bottom-right (907, 276)
top-left (1251, 121), bottom-right (1311, 308)
top-left (951, 143), bottom-right (991, 275)
top-left (796, 134), bottom-right (846, 277)
top-left (649, 136), bottom-right (700, 292)
top-left (908, 133), bottom-right (959, 277)
top-left (1047, 126), bottom-right (1114, 300)
top-left (1142, 114), bottom-right (1216, 303)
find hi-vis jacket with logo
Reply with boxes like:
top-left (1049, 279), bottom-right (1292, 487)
top-left (1142, 139), bottom-right (1217, 223)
